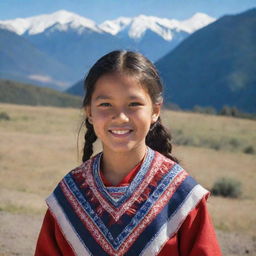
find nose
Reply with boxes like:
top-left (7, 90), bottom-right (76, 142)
top-left (112, 109), bottom-right (129, 122)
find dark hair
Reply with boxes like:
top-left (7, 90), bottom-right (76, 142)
top-left (82, 50), bottom-right (179, 163)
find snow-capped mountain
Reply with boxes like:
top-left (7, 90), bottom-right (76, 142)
top-left (0, 10), bottom-right (215, 40)
top-left (0, 10), bottom-right (101, 35)
top-left (99, 13), bottom-right (215, 40)
top-left (0, 10), bottom-right (216, 90)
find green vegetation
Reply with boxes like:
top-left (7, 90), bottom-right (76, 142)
top-left (0, 111), bottom-right (10, 120)
top-left (243, 146), bottom-right (255, 154)
top-left (0, 79), bottom-right (82, 108)
top-left (211, 177), bottom-right (242, 198)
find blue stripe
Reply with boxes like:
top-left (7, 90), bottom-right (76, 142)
top-left (113, 164), bottom-right (183, 248)
top-left (61, 163), bottom-right (184, 250)
top-left (126, 176), bottom-right (198, 256)
top-left (53, 185), bottom-right (109, 256)
top-left (93, 148), bottom-right (155, 207)
top-left (53, 152), bottom-right (200, 255)
top-left (63, 174), bottom-right (116, 243)
top-left (106, 186), bottom-right (128, 193)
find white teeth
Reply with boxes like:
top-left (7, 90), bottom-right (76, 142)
top-left (111, 130), bottom-right (130, 135)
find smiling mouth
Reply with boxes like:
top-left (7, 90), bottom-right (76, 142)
top-left (109, 129), bottom-right (133, 135)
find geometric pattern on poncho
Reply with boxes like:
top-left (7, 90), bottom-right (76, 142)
top-left (47, 148), bottom-right (208, 256)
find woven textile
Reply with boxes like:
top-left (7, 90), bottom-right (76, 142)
top-left (46, 148), bottom-right (208, 256)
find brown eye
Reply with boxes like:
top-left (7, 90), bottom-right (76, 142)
top-left (98, 103), bottom-right (111, 107)
top-left (129, 102), bottom-right (142, 106)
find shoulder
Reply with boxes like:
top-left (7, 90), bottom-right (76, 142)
top-left (152, 148), bottom-right (210, 198)
top-left (47, 153), bottom-right (101, 200)
top-left (61, 153), bottom-right (101, 183)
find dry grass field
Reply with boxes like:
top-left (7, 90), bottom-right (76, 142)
top-left (0, 103), bottom-right (256, 256)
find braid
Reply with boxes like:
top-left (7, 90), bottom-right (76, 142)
top-left (82, 118), bottom-right (97, 162)
top-left (146, 118), bottom-right (179, 163)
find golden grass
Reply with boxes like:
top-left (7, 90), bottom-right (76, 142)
top-left (162, 109), bottom-right (256, 152)
top-left (0, 103), bottom-right (256, 238)
top-left (173, 145), bottom-right (256, 236)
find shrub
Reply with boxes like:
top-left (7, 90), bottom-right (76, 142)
top-left (243, 146), bottom-right (255, 154)
top-left (211, 177), bottom-right (242, 198)
top-left (0, 111), bottom-right (10, 121)
top-left (229, 138), bottom-right (240, 148)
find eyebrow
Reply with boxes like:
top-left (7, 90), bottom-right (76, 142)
top-left (95, 95), bottom-right (112, 101)
top-left (95, 95), bottom-right (144, 101)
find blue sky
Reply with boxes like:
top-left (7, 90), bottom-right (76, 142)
top-left (0, 0), bottom-right (256, 22)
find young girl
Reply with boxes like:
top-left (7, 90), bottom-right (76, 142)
top-left (35, 50), bottom-right (222, 256)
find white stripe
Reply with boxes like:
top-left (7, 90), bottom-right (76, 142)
top-left (141, 184), bottom-right (209, 256)
top-left (46, 194), bottom-right (92, 256)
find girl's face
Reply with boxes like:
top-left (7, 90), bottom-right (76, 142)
top-left (85, 73), bottom-right (161, 155)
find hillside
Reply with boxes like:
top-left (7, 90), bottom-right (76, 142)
top-left (0, 79), bottom-right (82, 107)
top-left (0, 10), bottom-right (214, 87)
top-left (0, 28), bottom-right (76, 89)
top-left (66, 79), bottom-right (84, 96)
top-left (156, 8), bottom-right (256, 113)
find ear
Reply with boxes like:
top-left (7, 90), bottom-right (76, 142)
top-left (85, 106), bottom-right (93, 124)
top-left (151, 103), bottom-right (161, 123)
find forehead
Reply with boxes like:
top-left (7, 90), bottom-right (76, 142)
top-left (92, 73), bottom-right (150, 99)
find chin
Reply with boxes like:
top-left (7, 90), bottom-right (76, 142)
top-left (104, 141), bottom-right (146, 154)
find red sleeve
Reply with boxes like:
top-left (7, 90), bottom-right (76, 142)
top-left (159, 196), bottom-right (222, 256)
top-left (34, 209), bottom-right (75, 256)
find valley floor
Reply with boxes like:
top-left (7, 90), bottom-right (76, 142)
top-left (0, 103), bottom-right (255, 256)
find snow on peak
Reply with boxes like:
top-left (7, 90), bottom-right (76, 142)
top-left (0, 10), bottom-right (216, 40)
top-left (99, 13), bottom-right (215, 41)
top-left (180, 12), bottom-right (216, 33)
top-left (99, 17), bottom-right (132, 35)
top-left (129, 15), bottom-right (180, 40)
top-left (100, 15), bottom-right (181, 40)
top-left (0, 10), bottom-right (100, 35)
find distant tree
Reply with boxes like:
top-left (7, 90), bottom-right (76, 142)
top-left (230, 107), bottom-right (239, 117)
top-left (204, 106), bottom-right (217, 115)
top-left (193, 105), bottom-right (217, 115)
top-left (219, 105), bottom-right (232, 116)
top-left (193, 105), bottom-right (204, 113)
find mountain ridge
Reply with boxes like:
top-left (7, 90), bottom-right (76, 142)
top-left (0, 28), bottom-right (76, 89)
top-left (155, 8), bottom-right (256, 113)
top-left (0, 10), bottom-right (215, 41)
top-left (0, 10), bottom-right (215, 89)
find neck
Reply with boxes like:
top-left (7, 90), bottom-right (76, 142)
top-left (101, 144), bottom-right (147, 185)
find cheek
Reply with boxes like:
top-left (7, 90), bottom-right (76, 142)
top-left (92, 108), bottom-right (111, 120)
top-left (134, 111), bottom-right (153, 128)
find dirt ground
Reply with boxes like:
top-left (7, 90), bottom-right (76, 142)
top-left (0, 210), bottom-right (256, 256)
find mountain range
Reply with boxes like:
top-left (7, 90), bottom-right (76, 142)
top-left (155, 8), bottom-right (256, 113)
top-left (0, 28), bottom-right (76, 90)
top-left (1, 9), bottom-right (255, 113)
top-left (0, 10), bottom-right (214, 89)
top-left (68, 8), bottom-right (256, 113)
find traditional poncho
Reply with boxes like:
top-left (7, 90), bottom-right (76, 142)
top-left (45, 148), bottom-right (210, 256)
